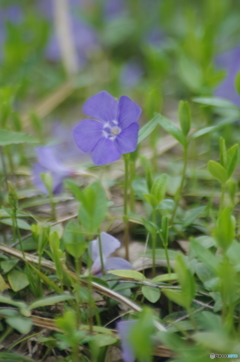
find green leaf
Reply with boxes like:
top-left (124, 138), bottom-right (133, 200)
top-left (142, 193), bottom-right (157, 207)
top-left (163, 289), bottom-right (187, 308)
top-left (29, 295), bottom-right (75, 310)
top-left (0, 352), bottom-right (35, 362)
top-left (109, 269), bottom-right (145, 281)
top-left (193, 97), bottom-right (237, 109)
top-left (179, 55), bottom-right (202, 91)
top-left (235, 71), bottom-right (240, 95)
top-left (190, 239), bottom-right (219, 274)
top-left (226, 144), bottom-right (238, 178)
top-left (175, 254), bottom-right (195, 310)
top-left (78, 181), bottom-right (108, 234)
top-left (142, 285), bottom-right (161, 303)
top-left (0, 296), bottom-right (30, 316)
top-left (178, 101), bottom-right (191, 136)
top-left (190, 126), bottom-right (216, 139)
top-left (63, 221), bottom-right (87, 258)
top-left (151, 174), bottom-right (168, 205)
top-left (214, 207), bottom-right (235, 252)
top-left (6, 316), bottom-right (32, 334)
top-left (0, 274), bottom-right (7, 292)
top-left (182, 206), bottom-right (205, 227)
top-left (49, 232), bottom-right (64, 280)
top-left (157, 114), bottom-right (186, 145)
top-left (92, 334), bottom-right (117, 347)
top-left (0, 129), bottom-right (39, 146)
top-left (7, 269), bottom-right (29, 292)
top-left (0, 218), bottom-right (31, 230)
top-left (143, 249), bottom-right (180, 260)
top-left (152, 273), bottom-right (177, 283)
top-left (219, 137), bottom-right (227, 168)
top-left (0, 259), bottom-right (19, 273)
top-left (138, 114), bottom-right (161, 144)
top-left (207, 160), bottom-right (228, 183)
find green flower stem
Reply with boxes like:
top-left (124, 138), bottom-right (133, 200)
top-left (74, 257), bottom-right (82, 325)
top-left (49, 191), bottom-right (56, 221)
top-left (163, 244), bottom-right (172, 313)
top-left (98, 231), bottom-right (105, 275)
top-left (0, 147), bottom-right (8, 190)
top-left (170, 144), bottom-right (188, 225)
top-left (123, 154), bottom-right (130, 261)
top-left (220, 183), bottom-right (226, 213)
top-left (129, 159), bottom-right (136, 213)
top-left (152, 208), bottom-right (157, 277)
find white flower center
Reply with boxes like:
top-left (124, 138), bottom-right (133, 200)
top-left (102, 121), bottom-right (121, 139)
top-left (111, 126), bottom-right (121, 136)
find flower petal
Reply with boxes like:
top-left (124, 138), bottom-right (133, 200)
top-left (117, 95), bottom-right (142, 129)
top-left (91, 137), bottom-right (121, 165)
top-left (105, 257), bottom-right (131, 272)
top-left (89, 232), bottom-right (121, 262)
top-left (89, 232), bottom-right (121, 275)
top-left (73, 119), bottom-right (103, 153)
top-left (32, 163), bottom-right (64, 194)
top-left (83, 91), bottom-right (118, 123)
top-left (117, 320), bottom-right (136, 362)
top-left (36, 146), bottom-right (70, 173)
top-left (115, 123), bottom-right (139, 154)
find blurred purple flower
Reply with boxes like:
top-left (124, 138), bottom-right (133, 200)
top-left (89, 232), bottom-right (131, 276)
top-left (120, 60), bottom-right (144, 88)
top-left (215, 46), bottom-right (240, 107)
top-left (117, 320), bottom-right (136, 362)
top-left (51, 123), bottom-right (89, 163)
top-left (103, 0), bottom-right (127, 20)
top-left (39, 0), bottom-right (98, 65)
top-left (33, 146), bottom-right (75, 194)
top-left (73, 91), bottom-right (142, 165)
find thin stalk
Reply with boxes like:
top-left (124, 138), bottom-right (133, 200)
top-left (49, 191), bottom-right (56, 221)
top-left (170, 145), bottom-right (188, 225)
top-left (123, 154), bottom-right (130, 261)
top-left (0, 147), bottom-right (8, 189)
top-left (152, 208), bottom-right (157, 277)
top-left (6, 146), bottom-right (15, 181)
top-left (220, 183), bottom-right (226, 213)
top-left (98, 232), bottom-right (105, 276)
top-left (163, 244), bottom-right (172, 313)
top-left (129, 159), bottom-right (136, 213)
top-left (75, 257), bottom-right (81, 326)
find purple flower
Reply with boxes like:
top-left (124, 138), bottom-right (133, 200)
top-left (120, 60), bottom-right (144, 88)
top-left (33, 146), bottom-right (75, 194)
top-left (39, 0), bottom-right (99, 65)
top-left (215, 46), bottom-right (240, 107)
top-left (89, 232), bottom-right (131, 276)
top-left (117, 320), bottom-right (136, 362)
top-left (73, 91), bottom-right (142, 166)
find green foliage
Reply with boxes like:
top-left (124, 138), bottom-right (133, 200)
top-left (7, 269), bottom-right (29, 292)
top-left (163, 254), bottom-right (195, 310)
top-left (138, 113), bottom-right (161, 144)
top-left (77, 181), bottom-right (108, 234)
top-left (142, 285), bottom-right (161, 303)
top-left (178, 101), bottom-right (191, 136)
top-left (157, 114), bottom-right (186, 146)
top-left (214, 207), bottom-right (236, 252)
top-left (129, 308), bottom-right (155, 362)
top-left (235, 71), bottom-right (240, 95)
top-left (193, 97), bottom-right (237, 108)
top-left (63, 221), bottom-right (87, 258)
top-left (207, 160), bottom-right (228, 183)
top-left (0, 129), bottom-right (38, 146)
